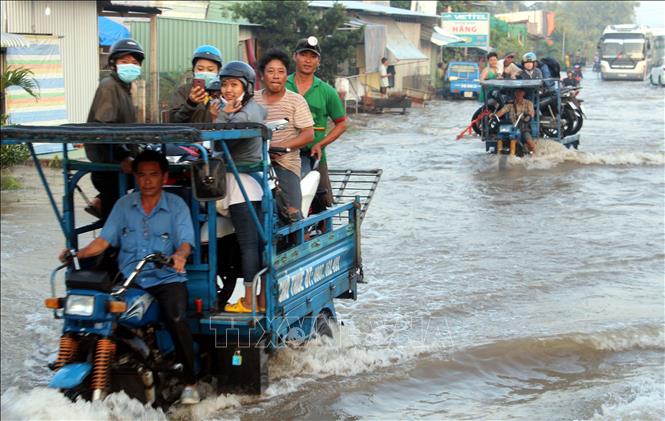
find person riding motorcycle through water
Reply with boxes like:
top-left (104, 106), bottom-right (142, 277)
top-left (168, 45), bottom-right (223, 123)
top-left (84, 38), bottom-right (145, 220)
top-left (519, 52), bottom-right (543, 80)
top-left (573, 64), bottom-right (583, 80)
top-left (493, 88), bottom-right (537, 154)
top-left (563, 70), bottom-right (579, 88)
top-left (59, 150), bottom-right (200, 404)
top-left (213, 61), bottom-right (269, 313)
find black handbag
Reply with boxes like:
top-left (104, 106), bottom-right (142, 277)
top-left (191, 157), bottom-right (226, 201)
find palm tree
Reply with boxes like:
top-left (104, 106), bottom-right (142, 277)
top-left (1, 67), bottom-right (40, 125)
top-left (1, 67), bottom-right (40, 169)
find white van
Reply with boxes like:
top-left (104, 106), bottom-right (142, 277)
top-left (649, 28), bottom-right (664, 86)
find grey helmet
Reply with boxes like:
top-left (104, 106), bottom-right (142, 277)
top-left (219, 61), bottom-right (256, 96)
top-left (109, 38), bottom-right (145, 64)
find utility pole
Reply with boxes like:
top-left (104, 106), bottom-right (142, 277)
top-left (149, 15), bottom-right (159, 123)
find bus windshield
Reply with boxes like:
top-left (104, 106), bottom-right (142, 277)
top-left (601, 39), bottom-right (645, 60)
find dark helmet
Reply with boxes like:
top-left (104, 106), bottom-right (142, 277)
top-left (109, 38), bottom-right (145, 64)
top-left (219, 61), bottom-right (256, 95)
top-left (294, 36), bottom-right (321, 57)
top-left (192, 45), bottom-right (222, 68)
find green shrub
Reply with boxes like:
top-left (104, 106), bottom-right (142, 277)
top-left (0, 144), bottom-right (30, 168)
top-left (0, 169), bottom-right (22, 190)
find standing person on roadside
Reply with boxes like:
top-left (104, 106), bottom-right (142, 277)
top-left (85, 38), bottom-right (144, 220)
top-left (168, 45), bottom-right (223, 123)
top-left (435, 61), bottom-right (446, 98)
top-left (286, 37), bottom-right (347, 216)
top-left (379, 57), bottom-right (389, 97)
top-left (254, 48), bottom-right (314, 222)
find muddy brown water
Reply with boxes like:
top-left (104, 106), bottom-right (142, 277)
top-left (1, 73), bottom-right (664, 420)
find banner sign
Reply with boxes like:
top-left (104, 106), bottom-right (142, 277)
top-left (441, 12), bottom-right (490, 49)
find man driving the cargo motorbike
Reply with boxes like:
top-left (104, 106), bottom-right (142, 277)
top-left (492, 88), bottom-right (536, 154)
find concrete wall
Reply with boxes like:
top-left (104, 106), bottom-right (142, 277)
top-left (4, 0), bottom-right (99, 123)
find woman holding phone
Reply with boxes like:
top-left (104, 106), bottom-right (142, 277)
top-left (168, 45), bottom-right (223, 123)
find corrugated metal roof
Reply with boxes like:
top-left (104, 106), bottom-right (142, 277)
top-left (130, 17), bottom-right (239, 76)
top-left (309, 1), bottom-right (438, 19)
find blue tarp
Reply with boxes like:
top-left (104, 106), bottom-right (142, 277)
top-left (98, 16), bottom-right (130, 47)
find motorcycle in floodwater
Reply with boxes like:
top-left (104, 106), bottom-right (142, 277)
top-left (47, 252), bottom-right (190, 406)
top-left (1, 122), bottom-right (382, 407)
top-left (462, 79), bottom-right (581, 155)
top-left (470, 83), bottom-right (585, 138)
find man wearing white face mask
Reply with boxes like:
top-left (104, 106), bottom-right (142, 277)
top-left (85, 38), bottom-right (145, 220)
top-left (168, 45), bottom-right (223, 123)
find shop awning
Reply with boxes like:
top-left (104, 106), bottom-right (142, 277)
top-left (431, 26), bottom-right (465, 46)
top-left (385, 20), bottom-right (427, 62)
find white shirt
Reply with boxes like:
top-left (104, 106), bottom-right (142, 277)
top-left (379, 64), bottom-right (389, 87)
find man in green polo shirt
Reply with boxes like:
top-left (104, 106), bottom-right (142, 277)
top-left (286, 36), bottom-right (347, 214)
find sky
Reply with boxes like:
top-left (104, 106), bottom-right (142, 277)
top-left (634, 1), bottom-right (665, 28)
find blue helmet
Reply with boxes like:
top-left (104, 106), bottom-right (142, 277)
top-left (192, 45), bottom-right (222, 68)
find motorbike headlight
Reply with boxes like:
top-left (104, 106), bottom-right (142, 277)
top-left (65, 295), bottom-right (95, 316)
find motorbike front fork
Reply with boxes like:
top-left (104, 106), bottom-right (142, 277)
top-left (91, 338), bottom-right (116, 401)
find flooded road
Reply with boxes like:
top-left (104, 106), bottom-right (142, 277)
top-left (2, 73), bottom-right (664, 420)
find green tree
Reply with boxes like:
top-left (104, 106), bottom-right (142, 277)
top-left (1, 67), bottom-right (39, 169)
top-left (541, 1), bottom-right (639, 62)
top-left (231, 0), bottom-right (362, 83)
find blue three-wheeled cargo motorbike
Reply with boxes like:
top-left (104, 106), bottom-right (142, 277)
top-left (0, 123), bottom-right (381, 407)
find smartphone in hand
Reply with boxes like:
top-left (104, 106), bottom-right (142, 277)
top-left (192, 78), bottom-right (206, 91)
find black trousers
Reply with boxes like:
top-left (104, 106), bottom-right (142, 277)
top-left (146, 282), bottom-right (196, 385)
top-left (229, 201), bottom-right (263, 288)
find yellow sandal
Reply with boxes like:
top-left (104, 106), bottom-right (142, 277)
top-left (224, 299), bottom-right (251, 313)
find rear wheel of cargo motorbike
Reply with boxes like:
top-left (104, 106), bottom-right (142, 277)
top-left (314, 310), bottom-right (334, 339)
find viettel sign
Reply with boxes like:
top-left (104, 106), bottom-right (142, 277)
top-left (441, 12), bottom-right (490, 49)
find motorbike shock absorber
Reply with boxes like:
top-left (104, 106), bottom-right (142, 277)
top-left (91, 339), bottom-right (116, 401)
top-left (52, 334), bottom-right (78, 370)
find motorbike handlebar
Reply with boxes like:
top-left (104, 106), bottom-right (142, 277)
top-left (111, 252), bottom-right (173, 296)
top-left (269, 147), bottom-right (291, 154)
